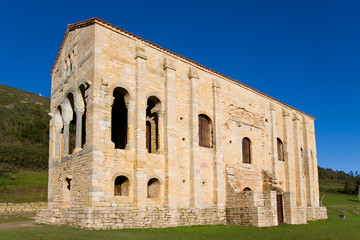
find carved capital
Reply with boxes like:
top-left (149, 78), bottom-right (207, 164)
top-left (292, 113), bottom-right (300, 121)
top-left (188, 67), bottom-right (199, 79)
top-left (126, 101), bottom-right (135, 109)
top-left (270, 103), bottom-right (276, 111)
top-left (163, 58), bottom-right (176, 71)
top-left (282, 109), bottom-right (290, 117)
top-left (157, 110), bottom-right (165, 118)
top-left (212, 78), bottom-right (221, 89)
top-left (74, 107), bottom-right (85, 116)
top-left (135, 47), bottom-right (147, 60)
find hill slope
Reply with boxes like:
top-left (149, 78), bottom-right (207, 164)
top-left (0, 84), bottom-right (50, 170)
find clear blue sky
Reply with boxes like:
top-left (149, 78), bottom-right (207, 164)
top-left (1, 0), bottom-right (359, 173)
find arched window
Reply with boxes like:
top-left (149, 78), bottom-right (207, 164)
top-left (147, 178), bottom-right (161, 198)
top-left (79, 84), bottom-right (87, 148)
top-left (243, 187), bottom-right (251, 192)
top-left (146, 97), bottom-right (161, 153)
top-left (112, 88), bottom-right (128, 149)
top-left (277, 138), bottom-right (284, 161)
top-left (198, 114), bottom-right (212, 148)
top-left (242, 137), bottom-right (251, 164)
top-left (114, 176), bottom-right (130, 196)
top-left (67, 93), bottom-right (76, 154)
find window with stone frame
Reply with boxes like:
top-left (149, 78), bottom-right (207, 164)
top-left (277, 138), bottom-right (285, 161)
top-left (198, 114), bottom-right (212, 148)
top-left (242, 137), bottom-right (251, 164)
top-left (114, 176), bottom-right (130, 196)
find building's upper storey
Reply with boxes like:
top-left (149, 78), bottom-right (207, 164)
top-left (50, 17), bottom-right (315, 122)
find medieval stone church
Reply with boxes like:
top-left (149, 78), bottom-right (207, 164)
top-left (36, 18), bottom-right (327, 229)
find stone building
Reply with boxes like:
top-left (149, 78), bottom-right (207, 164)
top-left (37, 18), bottom-right (327, 229)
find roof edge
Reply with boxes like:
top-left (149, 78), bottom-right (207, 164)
top-left (51, 17), bottom-right (315, 120)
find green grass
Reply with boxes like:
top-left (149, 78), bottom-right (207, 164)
top-left (0, 170), bottom-right (47, 203)
top-left (0, 215), bottom-right (359, 240)
top-left (0, 216), bottom-right (31, 224)
top-left (0, 192), bottom-right (359, 240)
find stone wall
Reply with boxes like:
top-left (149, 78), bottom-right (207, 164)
top-left (306, 206), bottom-right (328, 221)
top-left (0, 202), bottom-right (47, 216)
top-left (37, 206), bottom-right (225, 230)
top-left (40, 18), bottom-right (327, 229)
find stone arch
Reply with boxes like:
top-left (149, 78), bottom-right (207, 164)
top-left (77, 83), bottom-right (89, 148)
top-left (114, 175), bottom-right (130, 196)
top-left (60, 94), bottom-right (75, 156)
top-left (146, 96), bottom-right (162, 153)
top-left (243, 187), bottom-right (252, 192)
top-left (66, 92), bottom-right (76, 154)
top-left (53, 106), bottom-right (63, 158)
top-left (112, 87), bottom-right (130, 149)
top-left (242, 137), bottom-right (252, 164)
top-left (147, 177), bottom-right (162, 199)
top-left (109, 82), bottom-right (133, 104)
top-left (198, 113), bottom-right (213, 148)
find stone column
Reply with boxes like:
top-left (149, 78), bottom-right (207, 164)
top-left (293, 114), bottom-right (305, 207)
top-left (163, 58), bottom-right (177, 208)
top-left (282, 110), bottom-right (297, 224)
top-left (270, 103), bottom-right (278, 177)
top-left (74, 107), bottom-right (84, 151)
top-left (212, 78), bottom-right (225, 207)
top-left (126, 101), bottom-right (135, 149)
top-left (303, 117), bottom-right (315, 207)
top-left (62, 120), bottom-right (70, 157)
top-left (157, 111), bottom-right (164, 154)
top-left (54, 125), bottom-right (62, 159)
top-left (189, 67), bottom-right (200, 208)
top-left (134, 47), bottom-right (147, 207)
top-left (282, 110), bottom-right (294, 193)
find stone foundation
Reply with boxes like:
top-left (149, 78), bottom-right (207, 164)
top-left (225, 190), bottom-right (277, 227)
top-left (0, 202), bottom-right (47, 218)
top-left (37, 206), bottom-right (225, 229)
top-left (306, 206), bottom-right (328, 221)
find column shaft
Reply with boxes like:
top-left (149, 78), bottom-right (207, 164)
top-left (303, 118), bottom-right (315, 207)
top-left (63, 122), bottom-right (69, 157)
top-left (163, 58), bottom-right (177, 208)
top-left (75, 108), bottom-right (84, 150)
top-left (212, 78), bottom-right (225, 207)
top-left (270, 104), bottom-right (278, 177)
top-left (189, 68), bottom-right (200, 208)
top-left (134, 48), bottom-right (147, 207)
top-left (293, 114), bottom-right (306, 207)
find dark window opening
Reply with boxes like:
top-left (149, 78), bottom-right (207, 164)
top-left (111, 88), bottom-right (128, 149)
top-left (146, 121), bottom-right (152, 152)
top-left (65, 178), bottom-right (72, 190)
top-left (198, 114), bottom-right (212, 148)
top-left (79, 85), bottom-right (87, 148)
top-left (68, 93), bottom-right (76, 154)
top-left (277, 138), bottom-right (284, 161)
top-left (114, 176), bottom-right (130, 196)
top-left (146, 97), bottom-right (160, 153)
top-left (243, 187), bottom-right (251, 191)
top-left (242, 137), bottom-right (251, 164)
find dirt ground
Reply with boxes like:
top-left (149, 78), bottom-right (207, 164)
top-left (0, 220), bottom-right (46, 230)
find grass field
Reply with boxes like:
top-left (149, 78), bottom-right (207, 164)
top-left (0, 214), bottom-right (359, 240)
top-left (0, 170), bottom-right (47, 203)
top-left (0, 171), bottom-right (359, 240)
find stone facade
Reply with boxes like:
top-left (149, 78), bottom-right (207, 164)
top-left (36, 18), bottom-right (327, 229)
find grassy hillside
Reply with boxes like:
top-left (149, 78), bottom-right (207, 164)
top-left (0, 84), bottom-right (50, 170)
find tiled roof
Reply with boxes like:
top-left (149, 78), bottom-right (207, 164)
top-left (52, 17), bottom-right (315, 119)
